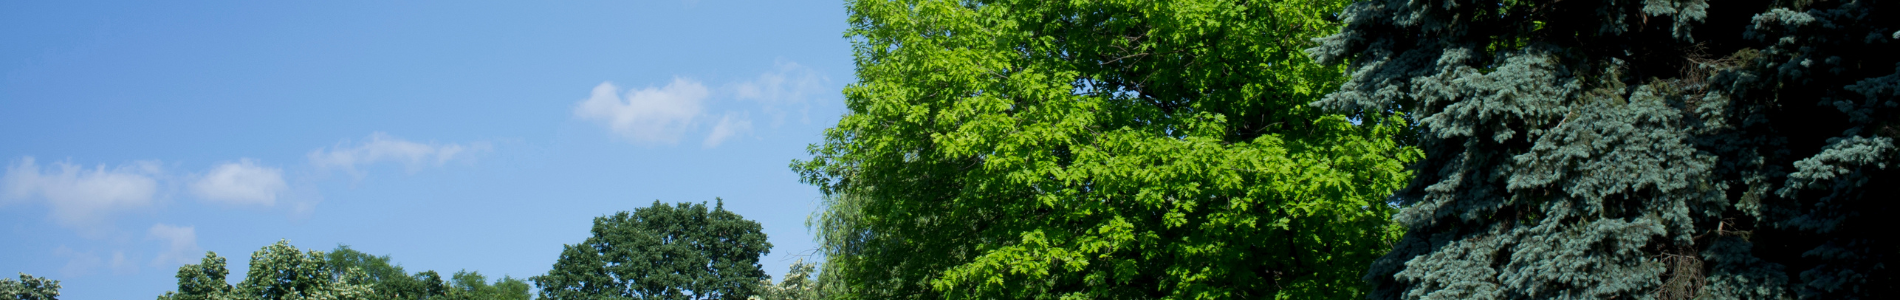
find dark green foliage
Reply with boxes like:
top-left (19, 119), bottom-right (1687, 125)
top-left (532, 199), bottom-right (772, 300)
top-left (1307, 0), bottom-right (1896, 297)
top-left (1, 273), bottom-right (60, 300)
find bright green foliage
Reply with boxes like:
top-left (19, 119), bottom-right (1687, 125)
top-left (533, 200), bottom-right (773, 300)
top-left (796, 0), bottom-right (1418, 299)
top-left (1306, 0), bottom-right (1897, 297)
top-left (1, 273), bottom-right (60, 300)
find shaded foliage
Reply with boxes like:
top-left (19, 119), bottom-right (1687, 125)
top-left (1306, 0), bottom-right (1897, 296)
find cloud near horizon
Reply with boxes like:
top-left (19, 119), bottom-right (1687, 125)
top-left (2, 157), bottom-right (161, 233)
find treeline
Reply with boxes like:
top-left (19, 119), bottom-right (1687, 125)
top-left (152, 241), bottom-right (531, 300)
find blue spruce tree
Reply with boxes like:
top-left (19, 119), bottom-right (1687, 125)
top-left (1306, 0), bottom-right (1896, 297)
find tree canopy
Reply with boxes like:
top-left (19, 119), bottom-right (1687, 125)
top-left (158, 241), bottom-right (374, 300)
top-left (532, 200), bottom-right (773, 300)
top-left (1305, 0), bottom-right (1897, 297)
top-left (1, 273), bottom-right (60, 300)
top-left (795, 0), bottom-right (1418, 298)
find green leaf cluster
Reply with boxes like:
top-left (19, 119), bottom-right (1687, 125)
top-left (797, 0), bottom-right (1418, 299)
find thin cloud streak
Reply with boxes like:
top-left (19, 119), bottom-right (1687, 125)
top-left (307, 132), bottom-right (483, 175)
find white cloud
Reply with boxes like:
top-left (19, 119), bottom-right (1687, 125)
top-left (149, 223), bottom-right (202, 267)
top-left (3, 157), bottom-right (161, 232)
top-left (191, 159), bottom-right (286, 206)
top-left (574, 79), bottom-right (709, 144)
top-left (703, 113), bottom-right (754, 148)
top-left (308, 132), bottom-right (481, 174)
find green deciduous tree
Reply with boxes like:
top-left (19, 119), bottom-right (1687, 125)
top-left (533, 200), bottom-right (773, 300)
top-left (1, 273), bottom-right (60, 300)
top-left (1305, 0), bottom-right (1897, 297)
top-left (795, 0), bottom-right (1418, 299)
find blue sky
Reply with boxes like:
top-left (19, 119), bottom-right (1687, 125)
top-left (0, 1), bottom-right (851, 298)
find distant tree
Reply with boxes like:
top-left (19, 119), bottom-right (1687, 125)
top-left (533, 200), bottom-right (772, 300)
top-left (325, 246), bottom-right (532, 300)
top-left (1, 273), bottom-right (60, 300)
top-left (156, 253), bottom-right (235, 300)
top-left (160, 242), bottom-right (530, 300)
top-left (434, 271), bottom-right (530, 300)
top-left (157, 241), bottom-right (372, 300)
top-left (750, 260), bottom-right (824, 300)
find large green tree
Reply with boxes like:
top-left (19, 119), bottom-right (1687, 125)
top-left (795, 0), bottom-right (1418, 299)
top-left (533, 200), bottom-right (773, 300)
top-left (1305, 0), bottom-right (1897, 297)
top-left (1, 273), bottom-right (60, 300)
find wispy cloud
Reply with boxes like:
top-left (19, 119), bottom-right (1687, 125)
top-left (574, 79), bottom-right (709, 144)
top-left (3, 157), bottom-right (161, 233)
top-left (148, 223), bottom-right (202, 267)
top-left (53, 246), bottom-right (137, 277)
top-left (704, 113), bottom-right (754, 148)
top-left (732, 60), bottom-right (826, 125)
top-left (190, 159), bottom-right (286, 206)
top-left (308, 132), bottom-right (483, 175)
